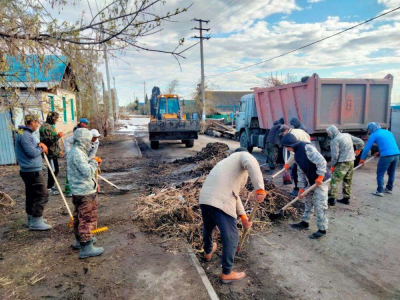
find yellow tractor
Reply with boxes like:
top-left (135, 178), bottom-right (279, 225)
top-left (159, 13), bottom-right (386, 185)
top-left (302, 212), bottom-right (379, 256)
top-left (149, 94), bottom-right (200, 149)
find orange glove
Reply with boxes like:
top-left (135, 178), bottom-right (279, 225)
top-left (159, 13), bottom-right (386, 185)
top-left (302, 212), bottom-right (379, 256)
top-left (330, 166), bottom-right (335, 173)
top-left (315, 175), bottom-right (324, 187)
top-left (57, 132), bottom-right (63, 138)
top-left (354, 149), bottom-right (361, 156)
top-left (92, 156), bottom-right (102, 165)
top-left (59, 150), bottom-right (63, 157)
top-left (374, 152), bottom-right (380, 157)
top-left (284, 163), bottom-right (290, 170)
top-left (298, 189), bottom-right (305, 199)
top-left (38, 143), bottom-right (48, 154)
top-left (255, 189), bottom-right (267, 203)
top-left (360, 159), bottom-right (365, 165)
top-left (240, 215), bottom-right (253, 229)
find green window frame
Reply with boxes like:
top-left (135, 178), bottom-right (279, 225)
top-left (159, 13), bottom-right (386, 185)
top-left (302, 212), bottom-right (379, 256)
top-left (62, 97), bottom-right (67, 123)
top-left (70, 99), bottom-right (75, 121)
top-left (49, 95), bottom-right (54, 112)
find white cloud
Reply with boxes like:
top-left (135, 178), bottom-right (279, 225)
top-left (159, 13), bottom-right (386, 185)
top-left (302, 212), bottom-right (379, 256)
top-left (308, 0), bottom-right (324, 3)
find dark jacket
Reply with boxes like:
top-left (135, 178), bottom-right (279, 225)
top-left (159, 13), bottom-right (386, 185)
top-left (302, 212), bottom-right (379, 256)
top-left (290, 117), bottom-right (308, 133)
top-left (39, 113), bottom-right (60, 159)
top-left (266, 118), bottom-right (284, 145)
top-left (15, 126), bottom-right (43, 172)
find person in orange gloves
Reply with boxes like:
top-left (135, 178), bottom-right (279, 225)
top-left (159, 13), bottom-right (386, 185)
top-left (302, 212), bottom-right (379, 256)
top-left (199, 147), bottom-right (266, 283)
top-left (281, 133), bottom-right (330, 239)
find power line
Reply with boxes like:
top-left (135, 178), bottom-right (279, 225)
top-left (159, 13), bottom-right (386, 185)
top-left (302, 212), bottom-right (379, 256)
top-left (207, 5), bottom-right (400, 78)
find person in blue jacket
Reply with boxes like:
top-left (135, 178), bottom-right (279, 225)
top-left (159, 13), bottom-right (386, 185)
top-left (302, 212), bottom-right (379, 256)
top-left (360, 122), bottom-right (400, 197)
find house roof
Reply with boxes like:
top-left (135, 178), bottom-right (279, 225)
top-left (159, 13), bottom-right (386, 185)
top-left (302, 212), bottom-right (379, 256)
top-left (205, 90), bottom-right (251, 107)
top-left (4, 55), bottom-right (68, 89)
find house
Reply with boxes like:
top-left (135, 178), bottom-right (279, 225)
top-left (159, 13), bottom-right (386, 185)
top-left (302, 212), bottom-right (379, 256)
top-left (0, 55), bottom-right (79, 165)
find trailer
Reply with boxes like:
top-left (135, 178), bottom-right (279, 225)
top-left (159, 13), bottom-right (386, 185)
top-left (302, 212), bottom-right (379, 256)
top-left (236, 73), bottom-right (393, 155)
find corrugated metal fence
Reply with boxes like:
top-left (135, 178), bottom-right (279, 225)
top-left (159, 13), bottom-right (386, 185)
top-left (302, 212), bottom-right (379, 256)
top-left (0, 111), bottom-right (16, 165)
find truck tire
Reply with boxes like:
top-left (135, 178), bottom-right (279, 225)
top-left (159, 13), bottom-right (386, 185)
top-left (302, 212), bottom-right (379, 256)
top-left (240, 131), bottom-right (253, 153)
top-left (150, 141), bottom-right (159, 149)
top-left (184, 140), bottom-right (194, 148)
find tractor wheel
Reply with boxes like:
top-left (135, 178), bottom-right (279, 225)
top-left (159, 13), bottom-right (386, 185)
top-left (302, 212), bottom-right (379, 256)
top-left (150, 141), bottom-right (159, 149)
top-left (240, 131), bottom-right (253, 153)
top-left (184, 140), bottom-right (194, 148)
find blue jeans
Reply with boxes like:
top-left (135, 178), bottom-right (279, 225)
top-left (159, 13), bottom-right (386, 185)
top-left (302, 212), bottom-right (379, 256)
top-left (200, 204), bottom-right (238, 275)
top-left (376, 155), bottom-right (399, 192)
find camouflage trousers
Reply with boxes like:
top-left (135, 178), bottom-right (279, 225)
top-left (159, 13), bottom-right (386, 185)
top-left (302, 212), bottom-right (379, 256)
top-left (328, 161), bottom-right (354, 199)
top-left (302, 183), bottom-right (328, 231)
top-left (72, 192), bottom-right (98, 243)
top-left (266, 142), bottom-right (278, 169)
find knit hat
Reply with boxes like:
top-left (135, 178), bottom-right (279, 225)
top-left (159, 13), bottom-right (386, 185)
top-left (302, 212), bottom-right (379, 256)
top-left (234, 147), bottom-right (248, 153)
top-left (280, 133), bottom-right (300, 148)
top-left (279, 125), bottom-right (290, 136)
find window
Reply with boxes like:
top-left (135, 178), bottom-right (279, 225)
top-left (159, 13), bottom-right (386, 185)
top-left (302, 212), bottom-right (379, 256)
top-left (167, 97), bottom-right (180, 114)
top-left (159, 97), bottom-right (166, 114)
top-left (70, 99), bottom-right (75, 121)
top-left (62, 97), bottom-right (67, 123)
top-left (49, 95), bottom-right (54, 112)
top-left (239, 101), bottom-right (246, 112)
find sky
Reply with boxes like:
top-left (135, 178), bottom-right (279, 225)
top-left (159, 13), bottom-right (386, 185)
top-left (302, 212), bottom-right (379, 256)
top-left (44, 0), bottom-right (400, 105)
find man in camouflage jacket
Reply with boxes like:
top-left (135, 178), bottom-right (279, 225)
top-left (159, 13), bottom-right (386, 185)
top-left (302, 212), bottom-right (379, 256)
top-left (326, 125), bottom-right (364, 206)
top-left (40, 112), bottom-right (63, 194)
top-left (281, 133), bottom-right (331, 239)
top-left (67, 128), bottom-right (104, 259)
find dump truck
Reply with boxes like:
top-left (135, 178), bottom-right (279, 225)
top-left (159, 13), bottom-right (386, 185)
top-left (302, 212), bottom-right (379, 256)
top-left (236, 73), bottom-right (394, 156)
top-left (149, 93), bottom-right (200, 149)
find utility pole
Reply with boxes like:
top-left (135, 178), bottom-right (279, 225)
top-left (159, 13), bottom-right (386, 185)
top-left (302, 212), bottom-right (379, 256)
top-left (143, 81), bottom-right (146, 115)
top-left (193, 19), bottom-right (210, 121)
top-left (102, 26), bottom-right (114, 129)
top-left (113, 76), bottom-right (119, 120)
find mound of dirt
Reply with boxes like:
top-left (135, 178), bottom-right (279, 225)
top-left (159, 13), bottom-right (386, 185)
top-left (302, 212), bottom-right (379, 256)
top-left (173, 142), bottom-right (229, 164)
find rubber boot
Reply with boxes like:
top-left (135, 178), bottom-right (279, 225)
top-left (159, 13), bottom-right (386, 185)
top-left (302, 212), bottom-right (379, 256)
top-left (220, 270), bottom-right (246, 284)
top-left (309, 230), bottom-right (327, 239)
top-left (337, 197), bottom-right (350, 205)
top-left (289, 188), bottom-right (299, 197)
top-left (73, 237), bottom-right (97, 250)
top-left (27, 215), bottom-right (47, 227)
top-left (29, 216), bottom-right (52, 231)
top-left (290, 221), bottom-right (309, 230)
top-left (328, 198), bottom-right (336, 206)
top-left (79, 240), bottom-right (104, 259)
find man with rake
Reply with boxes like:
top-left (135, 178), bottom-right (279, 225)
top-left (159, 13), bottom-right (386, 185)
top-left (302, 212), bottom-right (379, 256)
top-left (199, 147), bottom-right (266, 283)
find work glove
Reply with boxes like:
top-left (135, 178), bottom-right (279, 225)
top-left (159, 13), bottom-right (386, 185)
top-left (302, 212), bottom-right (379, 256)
top-left (38, 143), bottom-right (48, 154)
top-left (359, 159), bottom-right (365, 166)
top-left (57, 132), bottom-right (63, 138)
top-left (354, 149), bottom-right (361, 156)
top-left (284, 163), bottom-right (290, 170)
top-left (375, 152), bottom-right (380, 157)
top-left (298, 189), bottom-right (305, 199)
top-left (59, 150), bottom-right (63, 157)
top-left (315, 175), bottom-right (324, 187)
top-left (255, 189), bottom-right (267, 203)
top-left (240, 215), bottom-right (253, 229)
top-left (92, 156), bottom-right (102, 165)
top-left (330, 166), bottom-right (335, 173)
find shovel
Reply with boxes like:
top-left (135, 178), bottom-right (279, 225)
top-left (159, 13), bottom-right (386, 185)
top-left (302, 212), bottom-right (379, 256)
top-left (269, 156), bottom-right (376, 220)
top-left (97, 174), bottom-right (130, 193)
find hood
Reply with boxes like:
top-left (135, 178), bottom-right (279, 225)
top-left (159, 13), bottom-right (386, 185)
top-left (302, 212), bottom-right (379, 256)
top-left (18, 125), bottom-right (33, 132)
top-left (73, 128), bottom-right (93, 151)
top-left (290, 117), bottom-right (301, 128)
top-left (367, 122), bottom-right (381, 134)
top-left (280, 133), bottom-right (301, 149)
top-left (279, 117), bottom-right (284, 124)
top-left (46, 112), bottom-right (59, 125)
top-left (326, 125), bottom-right (340, 139)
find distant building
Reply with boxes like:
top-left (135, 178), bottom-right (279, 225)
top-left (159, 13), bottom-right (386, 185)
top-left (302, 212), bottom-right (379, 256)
top-left (205, 90), bottom-right (250, 114)
top-left (0, 55), bottom-right (79, 165)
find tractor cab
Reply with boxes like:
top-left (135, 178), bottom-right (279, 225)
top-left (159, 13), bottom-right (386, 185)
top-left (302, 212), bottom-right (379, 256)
top-left (153, 94), bottom-right (185, 120)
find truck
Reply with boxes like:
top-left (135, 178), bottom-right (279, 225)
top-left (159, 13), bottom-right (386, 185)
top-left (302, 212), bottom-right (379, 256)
top-left (236, 73), bottom-right (394, 156)
top-left (149, 93), bottom-right (200, 149)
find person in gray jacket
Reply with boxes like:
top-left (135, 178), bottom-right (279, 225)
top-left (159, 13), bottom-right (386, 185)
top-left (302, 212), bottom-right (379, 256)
top-left (15, 115), bottom-right (52, 230)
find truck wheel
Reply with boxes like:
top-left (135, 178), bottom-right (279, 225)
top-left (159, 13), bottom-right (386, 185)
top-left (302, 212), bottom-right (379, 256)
top-left (240, 131), bottom-right (253, 153)
top-left (150, 141), bottom-right (159, 149)
top-left (184, 140), bottom-right (194, 148)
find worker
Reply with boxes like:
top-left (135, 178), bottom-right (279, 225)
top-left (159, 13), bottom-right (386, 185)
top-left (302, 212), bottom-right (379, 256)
top-left (40, 112), bottom-right (63, 195)
top-left (73, 118), bottom-right (90, 132)
top-left (15, 115), bottom-right (52, 230)
top-left (280, 125), bottom-right (311, 196)
top-left (290, 117), bottom-right (308, 133)
top-left (88, 129), bottom-right (101, 158)
top-left (360, 122), bottom-right (400, 197)
top-left (199, 148), bottom-right (267, 283)
top-left (281, 133), bottom-right (330, 239)
top-left (67, 128), bottom-right (104, 259)
top-left (326, 125), bottom-right (364, 206)
top-left (265, 118), bottom-right (284, 173)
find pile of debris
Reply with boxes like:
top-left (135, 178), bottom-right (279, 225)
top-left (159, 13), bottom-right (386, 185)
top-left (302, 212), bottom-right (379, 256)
top-left (174, 142), bottom-right (229, 164)
top-left (203, 120), bottom-right (236, 139)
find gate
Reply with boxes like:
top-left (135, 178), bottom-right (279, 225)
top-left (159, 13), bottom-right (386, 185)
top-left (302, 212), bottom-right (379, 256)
top-left (0, 111), bottom-right (16, 165)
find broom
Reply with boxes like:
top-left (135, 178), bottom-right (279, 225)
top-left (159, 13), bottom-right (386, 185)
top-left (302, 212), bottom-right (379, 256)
top-left (43, 153), bottom-right (107, 234)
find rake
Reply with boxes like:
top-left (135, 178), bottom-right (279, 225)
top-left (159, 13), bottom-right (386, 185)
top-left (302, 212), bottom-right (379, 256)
top-left (237, 194), bottom-right (258, 254)
top-left (43, 154), bottom-right (107, 235)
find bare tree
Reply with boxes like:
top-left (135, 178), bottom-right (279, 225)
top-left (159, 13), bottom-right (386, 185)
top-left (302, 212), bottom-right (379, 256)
top-left (166, 79), bottom-right (179, 94)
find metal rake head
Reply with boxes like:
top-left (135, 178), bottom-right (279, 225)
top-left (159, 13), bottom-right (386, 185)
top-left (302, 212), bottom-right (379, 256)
top-left (91, 226), bottom-right (108, 235)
